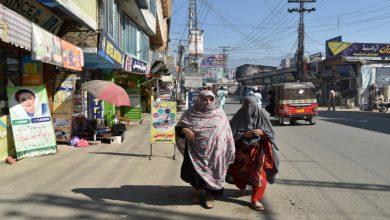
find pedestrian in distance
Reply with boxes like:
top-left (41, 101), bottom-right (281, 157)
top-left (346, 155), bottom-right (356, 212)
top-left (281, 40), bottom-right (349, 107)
top-left (228, 95), bottom-right (279, 211)
top-left (328, 89), bottom-right (337, 111)
top-left (175, 90), bottom-right (235, 209)
top-left (251, 88), bottom-right (262, 109)
top-left (217, 86), bottom-right (227, 109)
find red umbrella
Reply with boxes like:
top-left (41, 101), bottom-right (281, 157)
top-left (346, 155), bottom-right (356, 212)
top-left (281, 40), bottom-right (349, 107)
top-left (81, 80), bottom-right (130, 106)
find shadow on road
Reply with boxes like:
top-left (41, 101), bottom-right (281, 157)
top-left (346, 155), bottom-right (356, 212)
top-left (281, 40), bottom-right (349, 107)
top-left (276, 179), bottom-right (390, 192)
top-left (0, 193), bottom-right (236, 219)
top-left (318, 110), bottom-right (390, 135)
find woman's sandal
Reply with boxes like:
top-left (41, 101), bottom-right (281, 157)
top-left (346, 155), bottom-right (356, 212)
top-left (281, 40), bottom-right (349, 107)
top-left (250, 201), bottom-right (265, 211)
top-left (204, 193), bottom-right (214, 209)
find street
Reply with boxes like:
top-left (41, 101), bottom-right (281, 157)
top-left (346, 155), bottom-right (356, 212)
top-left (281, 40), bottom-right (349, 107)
top-left (1, 97), bottom-right (390, 219)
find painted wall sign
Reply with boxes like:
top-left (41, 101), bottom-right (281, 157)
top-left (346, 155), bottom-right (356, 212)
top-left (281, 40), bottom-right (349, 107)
top-left (2, 0), bottom-right (63, 33)
top-left (7, 86), bottom-right (57, 159)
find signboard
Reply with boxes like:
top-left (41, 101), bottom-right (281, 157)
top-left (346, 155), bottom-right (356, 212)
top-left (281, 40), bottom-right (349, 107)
top-left (376, 67), bottom-right (390, 85)
top-left (52, 73), bottom-right (76, 143)
top-left (22, 55), bottom-right (43, 86)
top-left (88, 94), bottom-right (103, 119)
top-left (2, 0), bottom-right (63, 34)
top-left (38, 0), bottom-right (98, 30)
top-left (188, 91), bottom-right (199, 108)
top-left (151, 101), bottom-right (176, 144)
top-left (166, 55), bottom-right (176, 73)
top-left (132, 58), bottom-right (148, 74)
top-left (32, 24), bottom-right (63, 66)
top-left (327, 41), bottom-right (390, 59)
top-left (99, 33), bottom-right (123, 68)
top-left (201, 54), bottom-right (226, 67)
top-left (61, 39), bottom-right (84, 71)
top-left (189, 29), bottom-right (204, 55)
top-left (7, 86), bottom-right (57, 159)
top-left (184, 76), bottom-right (203, 88)
top-left (0, 115), bottom-right (15, 161)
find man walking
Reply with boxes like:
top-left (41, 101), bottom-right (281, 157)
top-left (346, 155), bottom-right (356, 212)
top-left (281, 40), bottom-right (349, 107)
top-left (328, 89), bottom-right (337, 111)
top-left (217, 87), bottom-right (227, 109)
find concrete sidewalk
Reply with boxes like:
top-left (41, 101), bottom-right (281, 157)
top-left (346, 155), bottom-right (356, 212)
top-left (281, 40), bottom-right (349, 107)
top-left (0, 113), bottom-right (277, 219)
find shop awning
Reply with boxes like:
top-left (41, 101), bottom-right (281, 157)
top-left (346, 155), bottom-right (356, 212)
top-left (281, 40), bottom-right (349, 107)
top-left (0, 4), bottom-right (32, 50)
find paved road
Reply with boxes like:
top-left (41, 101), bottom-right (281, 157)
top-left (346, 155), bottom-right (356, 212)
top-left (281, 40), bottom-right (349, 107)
top-left (0, 98), bottom-right (389, 219)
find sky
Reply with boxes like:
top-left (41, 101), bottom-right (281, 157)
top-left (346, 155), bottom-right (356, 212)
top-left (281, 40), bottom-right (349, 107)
top-left (169, 0), bottom-right (390, 68)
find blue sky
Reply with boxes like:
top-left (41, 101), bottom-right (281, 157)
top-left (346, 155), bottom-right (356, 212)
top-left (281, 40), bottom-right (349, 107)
top-left (169, 0), bottom-right (390, 68)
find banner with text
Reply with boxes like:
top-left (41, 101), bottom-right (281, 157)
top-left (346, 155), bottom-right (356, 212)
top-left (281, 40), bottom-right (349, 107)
top-left (151, 101), bottom-right (176, 144)
top-left (7, 86), bottom-right (57, 159)
top-left (53, 73), bottom-right (77, 143)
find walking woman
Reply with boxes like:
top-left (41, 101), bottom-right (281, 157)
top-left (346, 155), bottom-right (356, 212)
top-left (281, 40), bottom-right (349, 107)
top-left (175, 90), bottom-right (235, 209)
top-left (229, 95), bottom-right (279, 211)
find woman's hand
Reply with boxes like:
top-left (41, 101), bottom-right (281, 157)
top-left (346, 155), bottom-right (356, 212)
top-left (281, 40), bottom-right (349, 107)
top-left (243, 131), bottom-right (254, 138)
top-left (252, 129), bottom-right (264, 137)
top-left (182, 128), bottom-right (195, 141)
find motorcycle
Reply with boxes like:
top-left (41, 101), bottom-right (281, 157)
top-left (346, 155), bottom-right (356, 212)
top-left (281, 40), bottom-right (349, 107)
top-left (360, 102), bottom-right (389, 113)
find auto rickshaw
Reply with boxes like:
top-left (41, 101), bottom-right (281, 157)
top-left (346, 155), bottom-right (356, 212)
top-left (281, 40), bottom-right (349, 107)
top-left (270, 82), bottom-right (318, 125)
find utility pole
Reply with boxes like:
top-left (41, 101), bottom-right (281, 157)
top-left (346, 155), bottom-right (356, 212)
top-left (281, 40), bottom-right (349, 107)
top-left (188, 0), bottom-right (199, 76)
top-left (288, 0), bottom-right (316, 82)
top-left (219, 46), bottom-right (230, 80)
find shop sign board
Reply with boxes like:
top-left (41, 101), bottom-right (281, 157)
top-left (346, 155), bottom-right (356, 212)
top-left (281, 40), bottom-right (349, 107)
top-left (22, 55), bottom-right (43, 86)
top-left (150, 101), bottom-right (176, 144)
top-left (61, 39), bottom-right (84, 71)
top-left (32, 24), bottom-right (62, 66)
top-left (184, 76), bottom-right (203, 88)
top-left (88, 94), bottom-right (103, 120)
top-left (37, 0), bottom-right (98, 30)
top-left (124, 55), bottom-right (148, 74)
top-left (133, 57), bottom-right (148, 74)
top-left (328, 41), bottom-right (390, 58)
top-left (52, 73), bottom-right (76, 143)
top-left (7, 86), bottom-right (57, 159)
top-left (2, 0), bottom-right (62, 34)
top-left (99, 33), bottom-right (123, 68)
top-left (0, 115), bottom-right (15, 161)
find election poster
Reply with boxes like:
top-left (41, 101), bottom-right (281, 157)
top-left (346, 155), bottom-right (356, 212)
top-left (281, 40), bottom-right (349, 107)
top-left (52, 73), bottom-right (77, 143)
top-left (151, 101), bottom-right (176, 144)
top-left (7, 86), bottom-right (57, 159)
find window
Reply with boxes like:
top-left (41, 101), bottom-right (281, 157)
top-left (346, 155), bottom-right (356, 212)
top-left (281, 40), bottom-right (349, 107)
top-left (103, 0), bottom-right (120, 44)
top-left (122, 16), bottom-right (138, 56)
top-left (140, 31), bottom-right (149, 61)
top-left (150, 0), bottom-right (157, 17)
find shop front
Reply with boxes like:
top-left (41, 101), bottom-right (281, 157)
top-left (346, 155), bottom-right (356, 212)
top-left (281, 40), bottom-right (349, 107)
top-left (0, 3), bottom-right (85, 158)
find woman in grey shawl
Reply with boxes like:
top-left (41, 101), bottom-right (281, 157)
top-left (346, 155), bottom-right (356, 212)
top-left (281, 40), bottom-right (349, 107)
top-left (229, 95), bottom-right (280, 211)
top-left (175, 90), bottom-right (235, 209)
